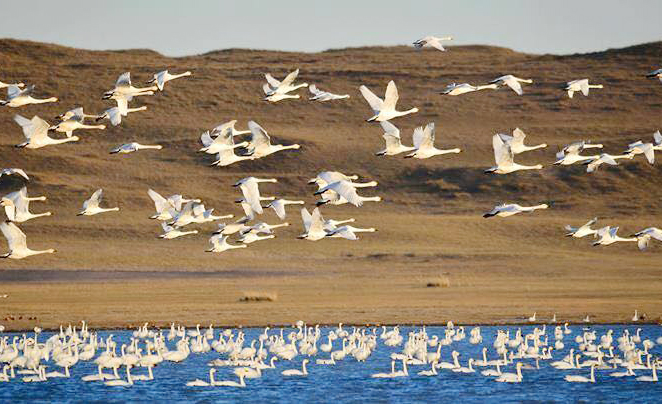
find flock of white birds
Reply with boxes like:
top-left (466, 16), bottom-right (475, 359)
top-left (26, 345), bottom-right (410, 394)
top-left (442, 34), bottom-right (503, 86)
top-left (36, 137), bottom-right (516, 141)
top-left (0, 320), bottom-right (660, 386)
top-left (1, 38), bottom-right (662, 259)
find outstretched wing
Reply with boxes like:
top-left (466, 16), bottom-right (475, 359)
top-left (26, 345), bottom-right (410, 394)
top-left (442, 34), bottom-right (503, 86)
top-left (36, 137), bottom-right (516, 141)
top-left (493, 134), bottom-right (513, 166)
top-left (382, 80), bottom-right (399, 111)
top-left (148, 189), bottom-right (168, 214)
top-left (116, 72), bottom-right (131, 87)
top-left (359, 85), bottom-right (383, 112)
top-left (301, 207), bottom-right (312, 232)
top-left (200, 131), bottom-right (214, 147)
top-left (264, 73), bottom-right (281, 88)
top-left (1, 221), bottom-right (27, 251)
top-left (280, 69), bottom-right (300, 87)
top-left (84, 189), bottom-right (103, 210)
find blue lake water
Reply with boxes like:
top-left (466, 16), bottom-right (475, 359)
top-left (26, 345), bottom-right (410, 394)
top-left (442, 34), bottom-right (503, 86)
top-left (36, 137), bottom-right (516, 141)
top-left (1, 324), bottom-right (661, 403)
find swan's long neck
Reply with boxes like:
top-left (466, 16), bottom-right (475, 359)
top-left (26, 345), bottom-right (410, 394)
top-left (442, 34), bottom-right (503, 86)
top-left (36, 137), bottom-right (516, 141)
top-left (172, 72), bottom-right (192, 79)
top-left (31, 212), bottom-right (52, 219)
top-left (127, 106), bottom-right (147, 113)
top-left (360, 196), bottom-right (382, 202)
top-left (50, 137), bottom-right (78, 145)
top-left (80, 124), bottom-right (106, 130)
top-left (31, 97), bottom-right (58, 104)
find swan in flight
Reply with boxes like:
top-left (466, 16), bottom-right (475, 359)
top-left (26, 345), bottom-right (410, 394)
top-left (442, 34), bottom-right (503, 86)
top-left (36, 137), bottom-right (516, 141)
top-left (565, 218), bottom-right (599, 238)
top-left (360, 80), bottom-right (418, 122)
top-left (206, 235), bottom-right (247, 253)
top-left (0, 80), bottom-right (24, 89)
top-left (2, 187), bottom-right (50, 222)
top-left (159, 222), bottom-right (198, 239)
top-left (103, 72), bottom-right (156, 99)
top-left (78, 189), bottom-right (119, 216)
top-left (0, 168), bottom-right (29, 181)
top-left (246, 121), bottom-right (300, 158)
top-left (147, 189), bottom-right (200, 220)
top-left (211, 148), bottom-right (255, 166)
top-left (405, 122), bottom-right (461, 159)
top-left (298, 207), bottom-right (329, 241)
top-left (413, 36), bottom-right (453, 51)
top-left (564, 79), bottom-right (603, 98)
top-left (13, 114), bottom-right (79, 149)
top-left (625, 131), bottom-right (662, 164)
top-left (213, 222), bottom-right (251, 236)
top-left (1, 222), bottom-right (55, 259)
top-left (489, 75), bottom-right (533, 95)
top-left (95, 106), bottom-right (146, 126)
top-left (110, 142), bottom-right (163, 154)
top-left (308, 171), bottom-right (359, 187)
top-left (440, 82), bottom-right (498, 96)
top-left (233, 177), bottom-right (278, 215)
top-left (265, 199), bottom-right (305, 220)
top-left (376, 121), bottom-right (415, 156)
top-left (199, 127), bottom-right (249, 155)
top-left (314, 180), bottom-right (381, 207)
top-left (485, 134), bottom-right (543, 174)
top-left (51, 107), bottom-right (105, 137)
top-left (584, 153), bottom-right (634, 173)
top-left (1, 85), bottom-right (58, 107)
top-left (554, 149), bottom-right (601, 165)
top-left (55, 107), bottom-right (98, 122)
top-left (238, 230), bottom-right (276, 244)
top-left (309, 85), bottom-right (349, 101)
top-left (645, 68), bottom-right (662, 82)
top-left (146, 70), bottom-right (192, 91)
top-left (592, 226), bottom-right (639, 247)
top-left (497, 128), bottom-right (546, 154)
top-left (483, 203), bottom-right (548, 218)
top-left (327, 225), bottom-right (377, 240)
top-left (264, 68), bottom-right (307, 95)
top-left (632, 227), bottom-right (662, 250)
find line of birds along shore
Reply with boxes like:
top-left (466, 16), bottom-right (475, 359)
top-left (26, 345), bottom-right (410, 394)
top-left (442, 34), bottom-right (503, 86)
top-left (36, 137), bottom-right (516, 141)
top-left (0, 318), bottom-right (660, 386)
top-left (1, 37), bottom-right (662, 259)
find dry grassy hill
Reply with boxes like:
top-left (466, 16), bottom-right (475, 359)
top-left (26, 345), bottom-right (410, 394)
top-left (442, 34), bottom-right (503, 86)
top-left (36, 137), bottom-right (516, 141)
top-left (0, 39), bottom-right (661, 329)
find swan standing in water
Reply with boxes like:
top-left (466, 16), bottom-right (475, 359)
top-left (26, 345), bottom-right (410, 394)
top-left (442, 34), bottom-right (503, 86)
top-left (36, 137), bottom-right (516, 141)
top-left (13, 114), bottom-right (79, 149)
top-left (564, 79), bottom-right (603, 98)
top-left (308, 84), bottom-right (350, 101)
top-left (440, 82), bottom-right (498, 96)
top-left (360, 80), bottom-right (418, 122)
top-left (1, 221), bottom-right (56, 259)
top-left (565, 218), bottom-right (599, 238)
top-left (1, 85), bottom-right (58, 107)
top-left (78, 189), bottom-right (119, 216)
top-left (110, 142), bottom-right (163, 154)
top-left (485, 134), bottom-right (543, 174)
top-left (405, 122), bottom-right (461, 159)
top-left (0, 168), bottom-right (30, 181)
top-left (489, 75), bottom-right (533, 95)
top-left (282, 359), bottom-right (309, 376)
top-left (376, 121), bottom-right (415, 156)
top-left (483, 203), bottom-right (548, 218)
top-left (147, 70), bottom-right (192, 91)
top-left (497, 128), bottom-right (547, 154)
top-left (413, 36), bottom-right (453, 51)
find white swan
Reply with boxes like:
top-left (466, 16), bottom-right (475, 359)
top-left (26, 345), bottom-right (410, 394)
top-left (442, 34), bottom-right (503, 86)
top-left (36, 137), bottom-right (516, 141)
top-left (309, 84), bottom-right (349, 101)
top-left (565, 217), bottom-right (599, 238)
top-left (1, 85), bottom-right (57, 107)
top-left (211, 148), bottom-right (255, 166)
top-left (110, 142), bottom-right (163, 154)
top-left (233, 177), bottom-right (278, 214)
top-left (147, 70), bottom-right (192, 91)
top-left (213, 222), bottom-right (251, 236)
top-left (186, 369), bottom-right (216, 386)
top-left (405, 122), bottom-right (461, 159)
top-left (635, 364), bottom-right (658, 382)
top-left (95, 106), bottom-right (146, 126)
top-left (528, 312), bottom-right (537, 322)
top-left (313, 180), bottom-right (381, 207)
top-left (483, 203), bottom-right (548, 218)
top-left (159, 222), bottom-right (198, 239)
top-left (633, 227), bottom-right (662, 250)
top-left (360, 80), bottom-right (418, 122)
top-left (554, 141), bottom-right (603, 165)
top-left (199, 127), bottom-right (249, 155)
top-left (494, 362), bottom-right (523, 383)
top-left (78, 189), bottom-right (119, 216)
top-left (246, 121), bottom-right (300, 158)
top-left (1, 187), bottom-right (50, 222)
top-left (564, 364), bottom-right (596, 383)
top-left (298, 207), bottom-right (328, 241)
top-left (264, 68), bottom-right (308, 96)
top-left (646, 68), bottom-right (662, 82)
top-left (214, 371), bottom-right (247, 387)
top-left (372, 360), bottom-right (408, 378)
top-left (147, 189), bottom-right (200, 220)
top-left (497, 128), bottom-right (546, 154)
top-left (51, 107), bottom-right (105, 137)
top-left (441, 82), bottom-right (498, 96)
top-left (1, 221), bottom-right (55, 259)
top-left (0, 80), bottom-right (24, 89)
top-left (376, 121), bottom-right (415, 156)
top-left (327, 225), bottom-right (376, 241)
top-left (238, 230), bottom-right (275, 244)
top-left (584, 153), bottom-right (634, 173)
top-left (282, 359), bottom-right (309, 376)
top-left (103, 72), bottom-right (156, 99)
top-left (626, 131), bottom-right (662, 164)
top-left (565, 79), bottom-right (603, 98)
top-left (489, 75), bottom-right (533, 95)
top-left (592, 226), bottom-right (638, 247)
top-left (265, 199), bottom-right (304, 220)
top-left (413, 36), bottom-right (453, 51)
top-left (418, 361), bottom-right (438, 376)
top-left (13, 114), bottom-right (79, 149)
top-left (0, 168), bottom-right (29, 181)
top-left (104, 365), bottom-right (134, 387)
top-left (486, 134), bottom-right (543, 174)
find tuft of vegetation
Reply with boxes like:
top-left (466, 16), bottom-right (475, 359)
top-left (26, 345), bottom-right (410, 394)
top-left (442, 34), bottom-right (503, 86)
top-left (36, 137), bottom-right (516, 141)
top-left (239, 291), bottom-right (278, 302)
top-left (426, 274), bottom-right (451, 288)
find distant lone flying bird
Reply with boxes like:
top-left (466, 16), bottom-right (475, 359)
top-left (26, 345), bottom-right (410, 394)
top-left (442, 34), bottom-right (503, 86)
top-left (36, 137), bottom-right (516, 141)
top-left (413, 36), bottom-right (453, 51)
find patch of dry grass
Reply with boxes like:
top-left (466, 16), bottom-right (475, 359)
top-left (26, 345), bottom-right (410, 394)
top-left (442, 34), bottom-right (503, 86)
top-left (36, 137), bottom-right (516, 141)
top-left (239, 291), bottom-right (278, 302)
top-left (426, 274), bottom-right (451, 288)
